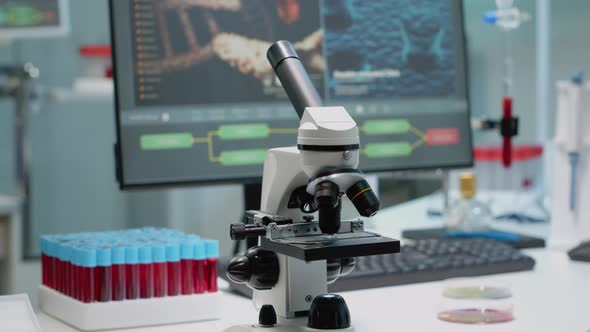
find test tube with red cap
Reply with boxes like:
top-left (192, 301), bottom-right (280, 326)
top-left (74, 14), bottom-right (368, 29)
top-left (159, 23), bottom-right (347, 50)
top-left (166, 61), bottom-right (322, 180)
top-left (152, 244), bottom-right (168, 297)
top-left (111, 246), bottom-right (126, 301)
top-left (204, 240), bottom-right (219, 293)
top-left (125, 246), bottom-right (140, 300)
top-left (138, 245), bottom-right (153, 299)
top-left (96, 248), bottom-right (112, 302)
top-left (166, 242), bottom-right (181, 296)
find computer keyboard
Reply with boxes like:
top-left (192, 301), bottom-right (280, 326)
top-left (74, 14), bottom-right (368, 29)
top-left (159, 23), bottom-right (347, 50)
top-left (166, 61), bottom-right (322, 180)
top-left (330, 238), bottom-right (536, 292)
top-left (221, 238), bottom-right (536, 296)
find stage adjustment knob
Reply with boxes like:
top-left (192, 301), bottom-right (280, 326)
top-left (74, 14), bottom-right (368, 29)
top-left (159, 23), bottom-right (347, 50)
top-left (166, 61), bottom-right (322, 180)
top-left (258, 305), bottom-right (277, 327)
top-left (230, 223), bottom-right (266, 240)
top-left (308, 294), bottom-right (351, 330)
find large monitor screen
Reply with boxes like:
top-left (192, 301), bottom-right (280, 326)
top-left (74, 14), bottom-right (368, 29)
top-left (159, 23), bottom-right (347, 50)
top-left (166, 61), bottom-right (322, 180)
top-left (111, 0), bottom-right (472, 188)
top-left (0, 0), bottom-right (69, 38)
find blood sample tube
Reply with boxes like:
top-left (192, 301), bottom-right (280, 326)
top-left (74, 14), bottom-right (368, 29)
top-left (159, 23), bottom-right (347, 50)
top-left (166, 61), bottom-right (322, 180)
top-left (193, 240), bottom-right (206, 294)
top-left (95, 248), bottom-right (112, 302)
top-left (41, 236), bottom-right (58, 289)
top-left (46, 238), bottom-right (58, 289)
top-left (152, 244), bottom-right (168, 297)
top-left (111, 246), bottom-right (126, 301)
top-left (77, 247), bottom-right (96, 303)
top-left (68, 245), bottom-right (76, 298)
top-left (125, 246), bottom-right (140, 300)
top-left (82, 248), bottom-right (97, 303)
top-left (166, 242), bottom-right (181, 296)
top-left (204, 240), bottom-right (219, 293)
top-left (180, 240), bottom-right (196, 295)
top-left (41, 236), bottom-right (49, 287)
top-left (71, 247), bottom-right (81, 301)
top-left (57, 242), bottom-right (71, 295)
top-left (138, 245), bottom-right (154, 299)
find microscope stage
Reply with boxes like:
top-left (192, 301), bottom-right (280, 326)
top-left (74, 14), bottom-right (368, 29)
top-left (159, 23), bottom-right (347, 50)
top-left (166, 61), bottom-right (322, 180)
top-left (260, 232), bottom-right (400, 261)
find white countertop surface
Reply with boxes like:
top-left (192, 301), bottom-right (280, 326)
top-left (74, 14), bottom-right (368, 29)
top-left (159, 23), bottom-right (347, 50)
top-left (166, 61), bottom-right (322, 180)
top-left (37, 194), bottom-right (590, 332)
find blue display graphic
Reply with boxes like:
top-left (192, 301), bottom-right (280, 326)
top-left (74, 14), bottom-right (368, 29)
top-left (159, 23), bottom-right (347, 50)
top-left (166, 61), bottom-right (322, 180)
top-left (323, 0), bottom-right (457, 99)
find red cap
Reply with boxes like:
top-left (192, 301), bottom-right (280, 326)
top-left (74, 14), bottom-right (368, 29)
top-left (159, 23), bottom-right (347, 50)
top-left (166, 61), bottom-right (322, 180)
top-left (79, 45), bottom-right (112, 58)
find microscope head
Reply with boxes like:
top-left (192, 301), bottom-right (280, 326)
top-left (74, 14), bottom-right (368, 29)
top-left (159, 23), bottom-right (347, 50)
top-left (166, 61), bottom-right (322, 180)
top-left (267, 41), bottom-right (380, 233)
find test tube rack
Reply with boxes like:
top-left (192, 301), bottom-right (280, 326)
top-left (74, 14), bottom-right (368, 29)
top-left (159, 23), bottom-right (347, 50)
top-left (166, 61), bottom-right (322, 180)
top-left (39, 228), bottom-right (220, 331)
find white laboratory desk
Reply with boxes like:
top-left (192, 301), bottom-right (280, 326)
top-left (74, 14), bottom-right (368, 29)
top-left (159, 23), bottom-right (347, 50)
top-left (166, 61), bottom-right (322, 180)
top-left (38, 195), bottom-right (590, 332)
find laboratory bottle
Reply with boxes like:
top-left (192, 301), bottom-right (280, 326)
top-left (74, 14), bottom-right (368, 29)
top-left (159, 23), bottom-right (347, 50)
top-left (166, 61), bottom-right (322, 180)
top-left (445, 172), bottom-right (493, 232)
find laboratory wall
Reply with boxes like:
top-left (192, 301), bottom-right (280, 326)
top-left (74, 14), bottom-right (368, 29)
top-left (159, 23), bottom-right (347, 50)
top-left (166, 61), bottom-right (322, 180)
top-left (0, 0), bottom-right (589, 262)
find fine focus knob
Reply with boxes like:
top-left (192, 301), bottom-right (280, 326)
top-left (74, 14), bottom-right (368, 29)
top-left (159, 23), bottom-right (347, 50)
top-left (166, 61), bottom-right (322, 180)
top-left (258, 305), bottom-right (277, 327)
top-left (226, 246), bottom-right (279, 290)
top-left (340, 257), bottom-right (356, 276)
top-left (326, 259), bottom-right (341, 284)
top-left (308, 294), bottom-right (351, 330)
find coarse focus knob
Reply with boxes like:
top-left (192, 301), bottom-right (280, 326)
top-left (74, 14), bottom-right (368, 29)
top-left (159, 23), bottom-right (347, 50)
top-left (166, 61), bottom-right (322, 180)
top-left (226, 247), bottom-right (279, 290)
top-left (258, 305), bottom-right (277, 327)
top-left (226, 255), bottom-right (250, 284)
top-left (308, 294), bottom-right (351, 330)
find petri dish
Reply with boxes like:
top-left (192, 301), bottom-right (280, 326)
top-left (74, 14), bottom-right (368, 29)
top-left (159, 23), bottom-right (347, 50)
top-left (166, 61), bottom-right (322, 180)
top-left (443, 278), bottom-right (512, 299)
top-left (438, 307), bottom-right (514, 324)
top-left (439, 278), bottom-right (514, 324)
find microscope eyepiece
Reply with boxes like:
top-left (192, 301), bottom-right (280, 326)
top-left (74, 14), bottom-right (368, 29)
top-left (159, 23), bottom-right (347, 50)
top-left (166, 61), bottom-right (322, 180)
top-left (346, 180), bottom-right (380, 217)
top-left (267, 40), bottom-right (299, 70)
top-left (267, 40), bottom-right (322, 119)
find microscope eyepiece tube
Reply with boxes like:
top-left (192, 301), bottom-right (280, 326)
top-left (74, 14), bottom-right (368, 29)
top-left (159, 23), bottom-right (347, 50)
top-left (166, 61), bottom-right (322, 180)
top-left (267, 40), bottom-right (323, 119)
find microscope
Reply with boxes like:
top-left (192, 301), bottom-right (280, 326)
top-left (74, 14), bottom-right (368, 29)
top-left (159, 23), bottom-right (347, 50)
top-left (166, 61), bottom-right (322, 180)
top-left (224, 41), bottom-right (400, 331)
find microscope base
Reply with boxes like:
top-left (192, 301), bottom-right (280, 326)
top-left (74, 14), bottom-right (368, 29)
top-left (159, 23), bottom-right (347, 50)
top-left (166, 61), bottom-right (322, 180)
top-left (224, 317), bottom-right (354, 332)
